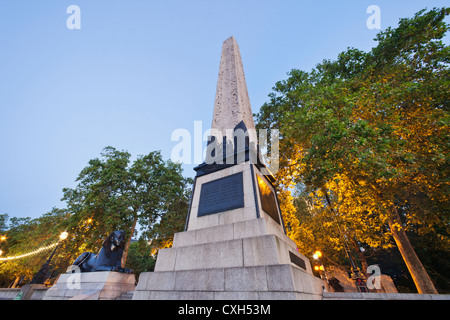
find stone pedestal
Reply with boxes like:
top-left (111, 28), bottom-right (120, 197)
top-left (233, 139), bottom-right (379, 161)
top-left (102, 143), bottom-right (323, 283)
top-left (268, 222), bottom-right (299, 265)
top-left (43, 271), bottom-right (135, 300)
top-left (133, 166), bottom-right (326, 300)
top-left (133, 216), bottom-right (324, 300)
top-left (13, 284), bottom-right (48, 300)
top-left (133, 149), bottom-right (325, 301)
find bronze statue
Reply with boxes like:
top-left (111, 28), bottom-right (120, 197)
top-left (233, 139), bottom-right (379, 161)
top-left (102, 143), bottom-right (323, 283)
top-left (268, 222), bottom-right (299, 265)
top-left (71, 230), bottom-right (133, 273)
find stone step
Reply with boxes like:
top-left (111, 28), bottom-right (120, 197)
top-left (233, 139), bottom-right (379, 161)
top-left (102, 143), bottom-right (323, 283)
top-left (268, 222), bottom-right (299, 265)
top-left (174, 217), bottom-right (295, 250)
top-left (156, 233), bottom-right (312, 274)
top-left (133, 264), bottom-right (325, 300)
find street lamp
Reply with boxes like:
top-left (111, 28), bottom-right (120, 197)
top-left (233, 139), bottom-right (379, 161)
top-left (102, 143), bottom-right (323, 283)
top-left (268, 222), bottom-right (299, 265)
top-left (59, 231), bottom-right (68, 241)
top-left (321, 191), bottom-right (369, 293)
top-left (30, 231), bottom-right (68, 285)
top-left (313, 250), bottom-right (322, 260)
top-left (312, 250), bottom-right (329, 284)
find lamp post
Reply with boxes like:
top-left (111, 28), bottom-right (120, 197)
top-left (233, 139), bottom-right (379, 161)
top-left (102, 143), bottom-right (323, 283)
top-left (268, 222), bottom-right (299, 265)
top-left (322, 190), bottom-right (368, 293)
top-left (312, 250), bottom-right (328, 281)
top-left (342, 241), bottom-right (368, 292)
top-left (30, 232), bottom-right (68, 285)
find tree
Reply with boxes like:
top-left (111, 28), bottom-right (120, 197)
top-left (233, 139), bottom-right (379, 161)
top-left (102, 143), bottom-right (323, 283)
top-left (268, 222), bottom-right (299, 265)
top-left (62, 146), bottom-right (192, 267)
top-left (256, 8), bottom-right (449, 293)
top-left (0, 147), bottom-right (191, 287)
top-left (126, 239), bottom-right (156, 278)
top-left (0, 209), bottom-right (69, 286)
top-left (0, 214), bottom-right (8, 233)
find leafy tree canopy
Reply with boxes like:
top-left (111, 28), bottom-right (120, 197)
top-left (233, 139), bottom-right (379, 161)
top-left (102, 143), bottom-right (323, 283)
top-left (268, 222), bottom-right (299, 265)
top-left (0, 147), bottom-right (191, 286)
top-left (256, 7), bottom-right (449, 293)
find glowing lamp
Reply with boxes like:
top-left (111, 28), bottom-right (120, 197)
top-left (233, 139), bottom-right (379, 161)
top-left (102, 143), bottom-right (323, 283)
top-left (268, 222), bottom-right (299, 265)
top-left (59, 232), bottom-right (69, 241)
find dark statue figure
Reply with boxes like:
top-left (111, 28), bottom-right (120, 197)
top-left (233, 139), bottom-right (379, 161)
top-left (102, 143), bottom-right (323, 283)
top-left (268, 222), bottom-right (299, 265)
top-left (71, 230), bottom-right (133, 273)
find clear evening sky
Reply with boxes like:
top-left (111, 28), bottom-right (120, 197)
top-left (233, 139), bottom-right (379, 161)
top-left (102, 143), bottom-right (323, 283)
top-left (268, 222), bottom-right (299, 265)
top-left (0, 1), bottom-right (448, 219)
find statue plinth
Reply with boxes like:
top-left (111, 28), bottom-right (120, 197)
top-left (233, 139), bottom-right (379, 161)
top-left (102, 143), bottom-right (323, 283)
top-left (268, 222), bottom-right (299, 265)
top-left (43, 271), bottom-right (135, 300)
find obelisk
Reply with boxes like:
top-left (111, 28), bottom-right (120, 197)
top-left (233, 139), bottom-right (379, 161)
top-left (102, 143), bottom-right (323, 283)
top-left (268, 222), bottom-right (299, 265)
top-left (211, 36), bottom-right (255, 136)
top-left (133, 37), bottom-right (325, 300)
top-left (202, 36), bottom-right (258, 168)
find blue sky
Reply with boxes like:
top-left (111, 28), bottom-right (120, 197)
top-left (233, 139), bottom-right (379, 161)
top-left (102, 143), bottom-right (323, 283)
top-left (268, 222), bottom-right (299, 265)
top-left (0, 0), bottom-right (448, 220)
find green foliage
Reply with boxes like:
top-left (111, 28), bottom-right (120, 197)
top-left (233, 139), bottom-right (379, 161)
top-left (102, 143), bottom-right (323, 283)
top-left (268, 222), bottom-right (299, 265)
top-left (0, 209), bottom-right (69, 286)
top-left (256, 7), bottom-right (450, 292)
top-left (0, 213), bottom-right (8, 233)
top-left (62, 146), bottom-right (192, 263)
top-left (125, 239), bottom-right (156, 278)
top-left (0, 147), bottom-right (191, 287)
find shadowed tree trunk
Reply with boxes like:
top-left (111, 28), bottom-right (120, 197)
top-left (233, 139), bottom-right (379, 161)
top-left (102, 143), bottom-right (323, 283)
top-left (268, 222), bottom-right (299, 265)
top-left (121, 216), bottom-right (137, 268)
top-left (388, 208), bottom-right (438, 294)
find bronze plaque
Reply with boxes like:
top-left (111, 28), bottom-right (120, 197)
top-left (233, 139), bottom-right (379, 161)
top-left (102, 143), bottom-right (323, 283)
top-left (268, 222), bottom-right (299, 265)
top-left (289, 251), bottom-right (307, 270)
top-left (197, 172), bottom-right (244, 217)
top-left (257, 175), bottom-right (280, 224)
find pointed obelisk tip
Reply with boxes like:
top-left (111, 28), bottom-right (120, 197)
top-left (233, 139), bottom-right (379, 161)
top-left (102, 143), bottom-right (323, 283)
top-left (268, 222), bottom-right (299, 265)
top-left (212, 34), bottom-right (255, 135)
top-left (224, 35), bottom-right (236, 44)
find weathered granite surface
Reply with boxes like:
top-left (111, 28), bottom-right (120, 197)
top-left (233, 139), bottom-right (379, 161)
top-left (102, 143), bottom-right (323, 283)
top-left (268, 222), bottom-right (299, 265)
top-left (211, 36), bottom-right (256, 139)
top-left (43, 271), bottom-right (135, 300)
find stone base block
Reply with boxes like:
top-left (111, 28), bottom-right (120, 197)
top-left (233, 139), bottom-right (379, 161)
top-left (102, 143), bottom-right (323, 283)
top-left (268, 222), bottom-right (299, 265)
top-left (43, 271), bottom-right (135, 300)
top-left (174, 217), bottom-right (294, 250)
top-left (133, 264), bottom-right (325, 300)
top-left (138, 217), bottom-right (324, 300)
top-left (157, 233), bottom-right (312, 274)
top-left (156, 218), bottom-right (313, 275)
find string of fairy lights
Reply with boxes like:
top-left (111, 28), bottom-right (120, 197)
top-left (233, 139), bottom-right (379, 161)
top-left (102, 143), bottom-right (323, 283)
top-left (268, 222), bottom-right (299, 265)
top-left (0, 242), bottom-right (59, 261)
top-left (0, 232), bottom-right (67, 261)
